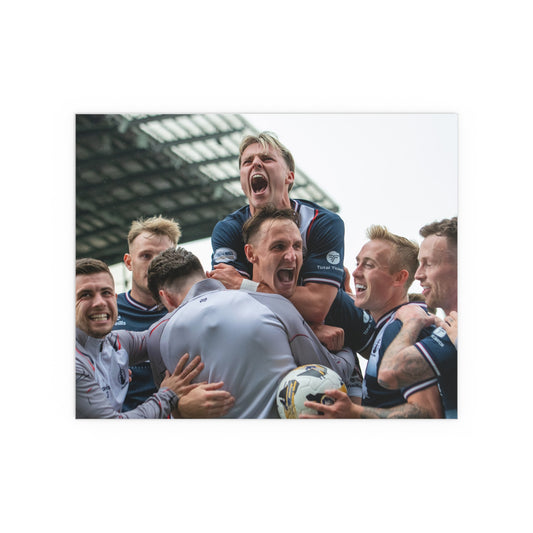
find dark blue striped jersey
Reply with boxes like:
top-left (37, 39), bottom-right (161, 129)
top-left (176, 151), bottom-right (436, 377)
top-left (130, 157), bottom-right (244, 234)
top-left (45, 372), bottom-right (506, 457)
top-left (414, 327), bottom-right (457, 418)
top-left (113, 291), bottom-right (167, 332)
top-left (211, 199), bottom-right (346, 290)
top-left (362, 303), bottom-right (439, 409)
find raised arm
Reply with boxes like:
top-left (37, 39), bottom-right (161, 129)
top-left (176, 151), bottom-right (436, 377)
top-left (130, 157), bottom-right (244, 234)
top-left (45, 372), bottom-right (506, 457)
top-left (289, 282), bottom-right (339, 325)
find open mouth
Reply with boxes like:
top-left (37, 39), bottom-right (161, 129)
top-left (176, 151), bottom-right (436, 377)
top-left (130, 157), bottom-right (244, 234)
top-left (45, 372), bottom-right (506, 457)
top-left (355, 283), bottom-right (367, 294)
top-left (251, 174), bottom-right (268, 193)
top-left (90, 313), bottom-right (109, 322)
top-left (277, 269), bottom-right (295, 283)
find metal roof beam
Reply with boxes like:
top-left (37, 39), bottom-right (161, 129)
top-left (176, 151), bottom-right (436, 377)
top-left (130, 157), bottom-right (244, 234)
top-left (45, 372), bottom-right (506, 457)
top-left (119, 114), bottom-right (191, 126)
top-left (157, 128), bottom-right (245, 148)
top-left (76, 148), bottom-right (153, 169)
top-left (76, 196), bottom-right (245, 244)
top-left (76, 176), bottom-right (241, 215)
top-left (76, 166), bottom-right (178, 193)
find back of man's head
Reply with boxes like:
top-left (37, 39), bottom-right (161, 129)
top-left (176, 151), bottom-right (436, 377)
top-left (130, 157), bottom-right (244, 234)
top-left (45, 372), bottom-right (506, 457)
top-left (147, 247), bottom-right (205, 304)
top-left (239, 132), bottom-right (296, 192)
top-left (242, 204), bottom-right (300, 245)
top-left (127, 215), bottom-right (182, 249)
top-left (366, 225), bottom-right (419, 291)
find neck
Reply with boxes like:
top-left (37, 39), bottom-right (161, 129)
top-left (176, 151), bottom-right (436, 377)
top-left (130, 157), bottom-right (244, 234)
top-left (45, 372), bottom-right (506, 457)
top-left (249, 197), bottom-right (291, 216)
top-left (443, 302), bottom-right (457, 316)
top-left (164, 275), bottom-right (206, 312)
top-left (371, 295), bottom-right (408, 322)
top-left (130, 285), bottom-right (157, 307)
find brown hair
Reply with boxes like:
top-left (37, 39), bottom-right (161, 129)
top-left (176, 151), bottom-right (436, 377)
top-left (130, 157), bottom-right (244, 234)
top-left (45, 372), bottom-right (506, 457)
top-left (147, 247), bottom-right (204, 304)
top-left (76, 257), bottom-right (112, 277)
top-left (419, 217), bottom-right (457, 249)
top-left (242, 204), bottom-right (300, 245)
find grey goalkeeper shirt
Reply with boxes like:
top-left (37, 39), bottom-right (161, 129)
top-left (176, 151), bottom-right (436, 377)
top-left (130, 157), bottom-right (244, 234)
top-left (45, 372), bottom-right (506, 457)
top-left (156, 279), bottom-right (356, 418)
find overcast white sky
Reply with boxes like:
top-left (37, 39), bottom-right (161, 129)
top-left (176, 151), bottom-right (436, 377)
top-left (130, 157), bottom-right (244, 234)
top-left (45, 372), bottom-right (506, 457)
top-left (183, 113), bottom-right (457, 295)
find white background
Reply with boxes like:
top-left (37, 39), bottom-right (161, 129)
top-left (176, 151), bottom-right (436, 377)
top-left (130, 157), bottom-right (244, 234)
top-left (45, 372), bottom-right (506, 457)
top-left (2, 1), bottom-right (531, 532)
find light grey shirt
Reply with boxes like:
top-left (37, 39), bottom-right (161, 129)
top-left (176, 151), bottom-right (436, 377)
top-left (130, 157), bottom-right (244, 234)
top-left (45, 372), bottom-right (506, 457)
top-left (75, 328), bottom-right (178, 419)
top-left (158, 279), bottom-right (356, 418)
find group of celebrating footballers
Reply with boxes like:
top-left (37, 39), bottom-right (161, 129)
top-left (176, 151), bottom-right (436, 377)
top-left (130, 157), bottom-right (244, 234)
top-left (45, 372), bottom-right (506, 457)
top-left (75, 132), bottom-right (457, 419)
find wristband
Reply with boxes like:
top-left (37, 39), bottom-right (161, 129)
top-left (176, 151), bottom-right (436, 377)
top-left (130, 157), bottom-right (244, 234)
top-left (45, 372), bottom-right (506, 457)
top-left (240, 279), bottom-right (259, 292)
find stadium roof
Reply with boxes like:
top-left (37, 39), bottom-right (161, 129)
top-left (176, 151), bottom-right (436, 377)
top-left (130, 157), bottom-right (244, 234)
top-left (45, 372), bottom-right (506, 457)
top-left (76, 113), bottom-right (339, 266)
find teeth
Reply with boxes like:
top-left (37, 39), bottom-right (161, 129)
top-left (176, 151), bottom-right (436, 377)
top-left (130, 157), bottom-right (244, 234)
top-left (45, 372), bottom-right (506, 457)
top-left (355, 284), bottom-right (367, 291)
top-left (251, 174), bottom-right (268, 193)
top-left (91, 314), bottom-right (108, 320)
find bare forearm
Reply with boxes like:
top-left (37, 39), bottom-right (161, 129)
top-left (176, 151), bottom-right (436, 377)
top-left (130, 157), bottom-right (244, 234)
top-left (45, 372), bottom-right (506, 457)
top-left (379, 320), bottom-right (434, 388)
top-left (359, 402), bottom-right (434, 419)
top-left (289, 284), bottom-right (336, 324)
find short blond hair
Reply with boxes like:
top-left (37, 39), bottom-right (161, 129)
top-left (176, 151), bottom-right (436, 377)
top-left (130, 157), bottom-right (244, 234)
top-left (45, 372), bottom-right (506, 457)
top-left (127, 215), bottom-right (181, 248)
top-left (239, 132), bottom-right (295, 192)
top-left (366, 225), bottom-right (419, 289)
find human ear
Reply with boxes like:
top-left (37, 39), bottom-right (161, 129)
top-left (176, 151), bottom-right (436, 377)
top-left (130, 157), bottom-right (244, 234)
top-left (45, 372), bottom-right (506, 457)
top-left (394, 269), bottom-right (410, 286)
top-left (244, 243), bottom-right (257, 264)
top-left (159, 289), bottom-right (172, 312)
top-left (286, 171), bottom-right (295, 188)
top-left (123, 253), bottom-right (133, 272)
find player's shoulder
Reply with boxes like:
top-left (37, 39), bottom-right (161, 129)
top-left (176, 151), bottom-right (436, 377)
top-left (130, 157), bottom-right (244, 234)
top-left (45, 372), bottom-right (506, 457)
top-left (115, 291), bottom-right (137, 313)
top-left (116, 291), bottom-right (128, 305)
top-left (214, 205), bottom-right (250, 228)
top-left (246, 291), bottom-right (301, 317)
top-left (293, 198), bottom-right (341, 219)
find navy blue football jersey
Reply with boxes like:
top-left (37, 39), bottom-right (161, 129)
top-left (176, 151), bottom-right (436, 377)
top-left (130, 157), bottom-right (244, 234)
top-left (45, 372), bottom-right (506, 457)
top-left (211, 199), bottom-right (346, 290)
top-left (362, 303), bottom-right (438, 409)
top-left (414, 327), bottom-right (457, 418)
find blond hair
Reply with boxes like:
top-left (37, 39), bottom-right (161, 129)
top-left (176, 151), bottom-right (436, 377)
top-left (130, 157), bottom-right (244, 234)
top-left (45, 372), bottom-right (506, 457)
top-left (366, 225), bottom-right (419, 289)
top-left (127, 215), bottom-right (181, 248)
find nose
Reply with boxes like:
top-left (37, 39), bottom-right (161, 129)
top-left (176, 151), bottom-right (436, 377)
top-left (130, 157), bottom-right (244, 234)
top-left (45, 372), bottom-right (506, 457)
top-left (252, 155), bottom-right (263, 169)
top-left (92, 292), bottom-right (107, 307)
top-left (285, 247), bottom-right (297, 262)
top-left (414, 265), bottom-right (424, 281)
top-left (352, 264), bottom-right (362, 279)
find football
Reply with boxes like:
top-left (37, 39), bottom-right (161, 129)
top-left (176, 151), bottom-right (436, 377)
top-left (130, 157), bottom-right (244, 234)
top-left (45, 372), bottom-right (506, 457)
top-left (276, 364), bottom-right (347, 418)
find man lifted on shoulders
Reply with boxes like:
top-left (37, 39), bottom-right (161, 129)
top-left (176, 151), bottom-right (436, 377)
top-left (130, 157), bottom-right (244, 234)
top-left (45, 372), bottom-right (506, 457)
top-left (209, 132), bottom-right (372, 356)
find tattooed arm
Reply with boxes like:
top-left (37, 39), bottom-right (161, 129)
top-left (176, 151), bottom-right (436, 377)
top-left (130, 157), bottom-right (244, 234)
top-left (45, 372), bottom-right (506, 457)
top-left (378, 307), bottom-right (437, 390)
top-left (300, 385), bottom-right (443, 419)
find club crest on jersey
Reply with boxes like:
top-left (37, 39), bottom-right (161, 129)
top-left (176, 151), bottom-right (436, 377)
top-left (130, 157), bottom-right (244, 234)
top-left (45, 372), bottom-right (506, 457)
top-left (213, 247), bottom-right (237, 263)
top-left (326, 251), bottom-right (340, 265)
